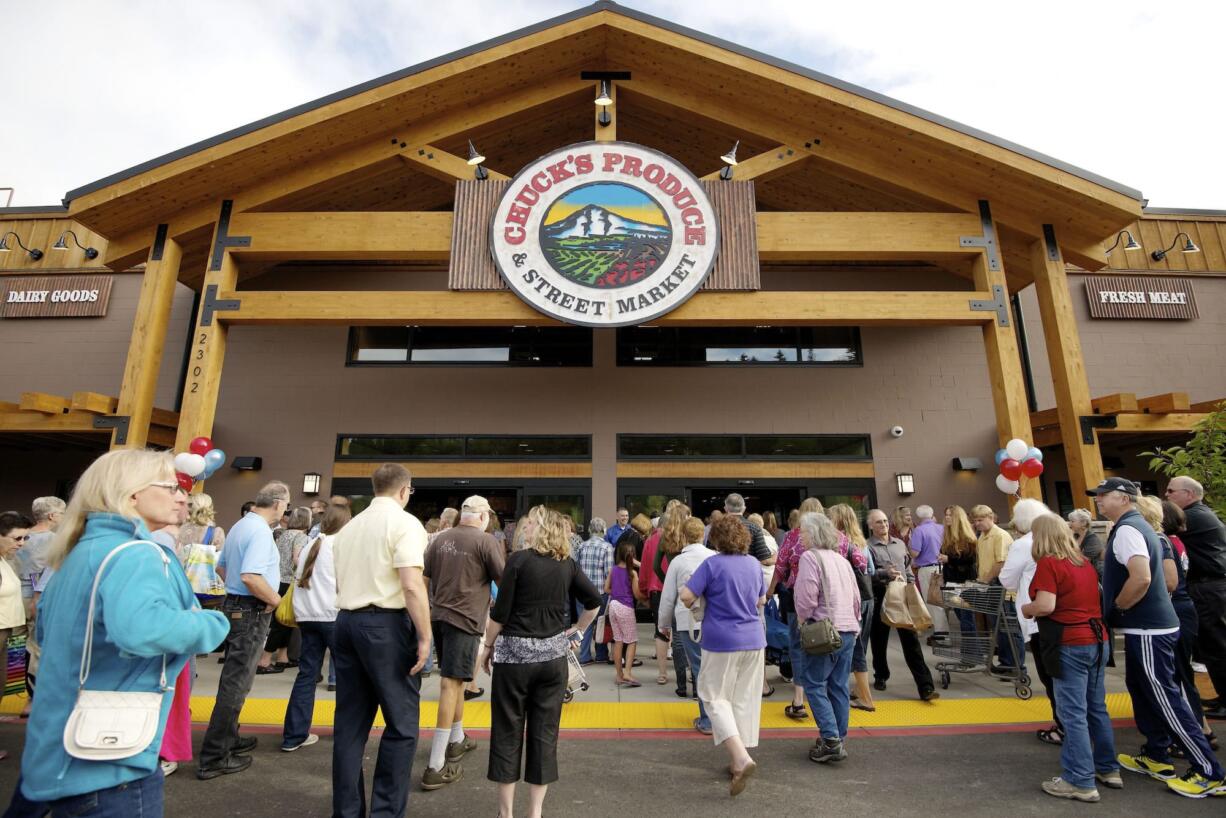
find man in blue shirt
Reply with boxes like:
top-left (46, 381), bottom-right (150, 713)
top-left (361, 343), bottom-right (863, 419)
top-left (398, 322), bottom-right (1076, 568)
top-left (605, 507), bottom-right (630, 544)
top-left (198, 481), bottom-right (289, 780)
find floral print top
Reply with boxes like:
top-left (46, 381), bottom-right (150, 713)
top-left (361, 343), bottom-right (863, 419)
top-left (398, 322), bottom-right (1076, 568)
top-left (771, 528), bottom-right (868, 590)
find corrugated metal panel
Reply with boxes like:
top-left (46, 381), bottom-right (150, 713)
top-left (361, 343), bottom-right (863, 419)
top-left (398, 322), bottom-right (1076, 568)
top-left (701, 180), bottom-right (759, 291)
top-left (449, 179), bottom-right (509, 290)
top-left (1084, 276), bottom-right (1198, 319)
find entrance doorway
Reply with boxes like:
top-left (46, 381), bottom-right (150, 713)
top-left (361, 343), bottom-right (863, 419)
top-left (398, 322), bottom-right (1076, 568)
top-left (687, 486), bottom-right (803, 525)
top-left (619, 479), bottom-right (876, 528)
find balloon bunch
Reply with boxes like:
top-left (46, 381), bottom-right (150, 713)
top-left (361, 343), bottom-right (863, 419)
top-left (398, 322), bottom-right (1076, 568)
top-left (172, 437), bottom-right (228, 492)
top-left (993, 437), bottom-right (1044, 495)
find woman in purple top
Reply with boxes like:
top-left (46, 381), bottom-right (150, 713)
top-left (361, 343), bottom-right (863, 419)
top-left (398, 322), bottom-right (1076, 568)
top-left (681, 516), bottom-right (766, 798)
top-left (794, 512), bottom-right (862, 764)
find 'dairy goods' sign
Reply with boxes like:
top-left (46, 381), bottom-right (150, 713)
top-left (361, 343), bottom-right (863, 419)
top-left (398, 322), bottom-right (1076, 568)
top-left (0, 275), bottom-right (113, 318)
top-left (490, 141), bottom-right (719, 327)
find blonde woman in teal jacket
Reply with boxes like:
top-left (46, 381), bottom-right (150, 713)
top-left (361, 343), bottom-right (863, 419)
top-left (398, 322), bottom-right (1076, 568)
top-left (15, 449), bottom-right (229, 814)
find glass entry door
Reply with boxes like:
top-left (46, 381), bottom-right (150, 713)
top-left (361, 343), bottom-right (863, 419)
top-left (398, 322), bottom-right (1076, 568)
top-left (619, 479), bottom-right (876, 527)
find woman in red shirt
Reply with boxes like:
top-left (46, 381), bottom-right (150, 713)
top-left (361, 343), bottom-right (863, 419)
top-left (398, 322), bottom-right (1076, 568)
top-left (1023, 514), bottom-right (1120, 803)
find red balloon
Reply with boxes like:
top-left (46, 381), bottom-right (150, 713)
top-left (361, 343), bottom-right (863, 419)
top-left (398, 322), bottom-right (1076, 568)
top-left (188, 436), bottom-right (213, 456)
top-left (176, 472), bottom-right (194, 492)
top-left (1021, 458), bottom-right (1045, 478)
top-left (999, 459), bottom-right (1023, 481)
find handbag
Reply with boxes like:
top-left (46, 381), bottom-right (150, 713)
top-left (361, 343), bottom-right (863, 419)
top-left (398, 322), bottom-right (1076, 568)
top-left (798, 554), bottom-right (843, 656)
top-left (275, 582), bottom-right (297, 628)
top-left (847, 548), bottom-right (873, 600)
top-left (63, 540), bottom-right (172, 761)
top-left (925, 565), bottom-right (944, 606)
top-left (182, 526), bottom-right (226, 600)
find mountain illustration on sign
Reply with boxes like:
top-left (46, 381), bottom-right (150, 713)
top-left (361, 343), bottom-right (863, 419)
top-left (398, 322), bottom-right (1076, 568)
top-left (539, 183), bottom-right (671, 289)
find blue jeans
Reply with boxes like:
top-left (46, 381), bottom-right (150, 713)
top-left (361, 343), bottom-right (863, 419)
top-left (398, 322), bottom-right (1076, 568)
top-left (45, 770), bottom-right (162, 817)
top-left (579, 594), bottom-right (610, 663)
top-left (951, 608), bottom-right (975, 636)
top-left (679, 631), bottom-right (710, 730)
top-left (283, 619), bottom-right (335, 749)
top-left (2, 777), bottom-right (48, 818)
top-left (1052, 643), bottom-right (1116, 789)
top-left (333, 609), bottom-right (422, 818)
top-left (798, 632), bottom-right (857, 741)
top-left (852, 598), bottom-right (873, 673)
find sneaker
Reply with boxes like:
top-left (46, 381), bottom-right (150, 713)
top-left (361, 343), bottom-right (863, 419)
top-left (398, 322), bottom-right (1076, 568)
top-left (919, 689), bottom-right (940, 702)
top-left (1117, 753), bottom-right (1176, 781)
top-left (445, 734), bottom-right (477, 763)
top-left (421, 762), bottom-right (463, 791)
top-left (1041, 777), bottom-right (1100, 802)
top-left (873, 679), bottom-right (887, 691)
top-left (1095, 769), bottom-right (1123, 789)
top-left (808, 739), bottom-right (847, 764)
top-left (281, 734), bottom-right (320, 752)
top-left (197, 754), bottom-right (253, 780)
top-left (232, 736), bottom-right (258, 755)
top-left (1165, 770), bottom-right (1226, 799)
top-left (693, 718), bottom-right (713, 735)
top-left (160, 760), bottom-right (178, 777)
top-left (327, 684), bottom-right (336, 692)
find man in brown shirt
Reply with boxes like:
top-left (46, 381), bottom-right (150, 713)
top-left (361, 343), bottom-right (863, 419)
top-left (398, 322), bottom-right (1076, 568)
top-left (420, 495), bottom-right (505, 790)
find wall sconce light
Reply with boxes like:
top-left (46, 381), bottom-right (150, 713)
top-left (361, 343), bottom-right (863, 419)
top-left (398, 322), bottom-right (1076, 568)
top-left (594, 79), bottom-right (613, 106)
top-left (1103, 230), bottom-right (1141, 256)
top-left (52, 230), bottom-right (99, 260)
top-left (466, 140), bottom-right (489, 181)
top-left (718, 141), bottom-right (740, 181)
top-left (895, 472), bottom-right (915, 495)
top-left (0, 232), bottom-right (43, 261)
top-left (231, 456), bottom-right (263, 471)
top-left (302, 472), bottom-right (321, 495)
top-left (1150, 232), bottom-right (1200, 262)
top-left (952, 457), bottom-right (983, 472)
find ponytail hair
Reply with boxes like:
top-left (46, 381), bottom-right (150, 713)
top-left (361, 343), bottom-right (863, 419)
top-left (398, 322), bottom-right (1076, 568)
top-left (299, 503), bottom-right (351, 589)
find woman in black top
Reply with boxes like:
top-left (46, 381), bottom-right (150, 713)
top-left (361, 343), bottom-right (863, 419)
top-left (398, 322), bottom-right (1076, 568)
top-left (941, 506), bottom-right (979, 637)
top-left (479, 505), bottom-right (601, 818)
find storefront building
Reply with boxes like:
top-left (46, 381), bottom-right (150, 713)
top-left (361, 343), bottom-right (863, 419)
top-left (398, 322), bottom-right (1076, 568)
top-left (2, 2), bottom-right (1223, 526)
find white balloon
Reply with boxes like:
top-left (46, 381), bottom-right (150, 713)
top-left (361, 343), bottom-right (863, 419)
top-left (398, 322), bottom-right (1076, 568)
top-left (174, 452), bottom-right (206, 478)
top-left (1005, 438), bottom-right (1030, 461)
top-left (995, 474), bottom-right (1020, 494)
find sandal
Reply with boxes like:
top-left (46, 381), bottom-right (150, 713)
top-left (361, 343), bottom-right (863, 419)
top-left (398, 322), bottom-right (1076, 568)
top-left (761, 684), bottom-right (775, 698)
top-left (256, 665), bottom-right (284, 675)
top-left (784, 704), bottom-right (807, 720)
top-left (656, 674), bottom-right (668, 685)
top-left (1036, 726), bottom-right (1064, 746)
top-left (850, 701), bottom-right (876, 712)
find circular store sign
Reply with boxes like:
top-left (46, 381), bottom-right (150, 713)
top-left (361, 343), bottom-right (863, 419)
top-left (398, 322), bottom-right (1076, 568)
top-left (491, 141), bottom-right (720, 327)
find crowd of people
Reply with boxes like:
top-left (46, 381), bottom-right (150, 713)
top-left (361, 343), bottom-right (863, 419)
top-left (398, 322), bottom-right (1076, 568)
top-left (0, 452), bottom-right (1225, 814)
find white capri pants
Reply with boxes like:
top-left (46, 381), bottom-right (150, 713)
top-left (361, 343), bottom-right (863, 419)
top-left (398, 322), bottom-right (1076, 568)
top-left (697, 648), bottom-right (764, 748)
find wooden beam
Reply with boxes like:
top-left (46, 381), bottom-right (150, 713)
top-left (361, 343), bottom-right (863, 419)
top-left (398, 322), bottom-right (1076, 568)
top-left (212, 289), bottom-right (997, 327)
top-left (150, 408), bottom-right (181, 428)
top-left (333, 461), bottom-right (591, 479)
top-left (227, 212), bottom-right (452, 261)
top-left (1029, 227), bottom-right (1102, 510)
top-left (398, 145), bottom-right (508, 183)
top-left (1137, 392), bottom-right (1191, 414)
top-left (99, 75), bottom-right (589, 270)
top-left (19, 393), bottom-right (71, 414)
top-left (594, 80), bottom-right (616, 142)
top-left (1031, 393), bottom-right (1141, 429)
top-left (0, 410), bottom-right (112, 433)
top-left (113, 226), bottom-right (183, 449)
top-left (0, 401), bottom-right (19, 413)
top-left (1112, 413), bottom-right (1208, 434)
top-left (70, 392), bottom-right (118, 415)
top-left (617, 461), bottom-right (874, 479)
top-left (1191, 399), bottom-right (1226, 413)
top-left (756, 212), bottom-right (982, 260)
top-left (701, 145), bottom-right (807, 183)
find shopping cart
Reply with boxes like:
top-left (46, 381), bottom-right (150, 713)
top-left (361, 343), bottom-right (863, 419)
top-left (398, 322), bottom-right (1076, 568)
top-left (562, 641), bottom-right (590, 704)
top-left (933, 582), bottom-right (1032, 700)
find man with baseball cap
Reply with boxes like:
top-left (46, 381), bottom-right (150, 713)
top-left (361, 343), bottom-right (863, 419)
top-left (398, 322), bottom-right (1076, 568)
top-left (420, 495), bottom-right (505, 790)
top-left (1091, 478), bottom-right (1225, 797)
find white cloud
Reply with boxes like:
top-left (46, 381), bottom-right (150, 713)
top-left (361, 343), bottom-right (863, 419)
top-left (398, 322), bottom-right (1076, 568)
top-left (2, 0), bottom-right (1221, 210)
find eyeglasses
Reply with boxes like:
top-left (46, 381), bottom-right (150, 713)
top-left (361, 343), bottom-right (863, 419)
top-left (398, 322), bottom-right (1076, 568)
top-left (10, 535), bottom-right (29, 543)
top-left (150, 481), bottom-right (188, 496)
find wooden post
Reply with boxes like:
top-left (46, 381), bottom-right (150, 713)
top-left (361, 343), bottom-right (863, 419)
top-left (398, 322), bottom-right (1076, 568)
top-left (970, 203), bottom-right (1041, 501)
top-left (594, 81), bottom-right (616, 142)
top-left (174, 203), bottom-right (243, 458)
top-left (112, 225), bottom-right (181, 449)
top-left (1030, 225), bottom-right (1103, 509)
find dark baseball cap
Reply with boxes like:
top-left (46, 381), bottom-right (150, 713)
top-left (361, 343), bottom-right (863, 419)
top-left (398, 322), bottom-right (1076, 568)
top-left (1086, 477), bottom-right (1140, 497)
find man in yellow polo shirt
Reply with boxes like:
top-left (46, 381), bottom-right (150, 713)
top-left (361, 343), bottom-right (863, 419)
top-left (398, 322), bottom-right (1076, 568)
top-left (331, 463), bottom-right (431, 818)
top-left (972, 504), bottom-right (1013, 584)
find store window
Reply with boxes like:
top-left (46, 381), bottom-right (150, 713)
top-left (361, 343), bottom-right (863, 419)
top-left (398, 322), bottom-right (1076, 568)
top-left (348, 326), bottom-right (592, 366)
top-left (618, 434), bottom-right (871, 460)
top-left (337, 435), bottom-right (591, 460)
top-left (617, 326), bottom-right (861, 366)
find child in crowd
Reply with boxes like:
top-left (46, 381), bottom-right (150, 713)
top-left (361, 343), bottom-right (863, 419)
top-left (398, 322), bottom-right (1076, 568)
top-left (606, 541), bottom-right (645, 687)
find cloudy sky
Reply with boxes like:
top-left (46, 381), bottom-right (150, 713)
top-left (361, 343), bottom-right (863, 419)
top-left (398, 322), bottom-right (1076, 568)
top-left (3, 0), bottom-right (1222, 210)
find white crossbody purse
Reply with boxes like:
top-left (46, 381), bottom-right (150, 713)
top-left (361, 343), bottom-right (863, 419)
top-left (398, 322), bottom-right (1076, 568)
top-left (63, 540), bottom-right (172, 761)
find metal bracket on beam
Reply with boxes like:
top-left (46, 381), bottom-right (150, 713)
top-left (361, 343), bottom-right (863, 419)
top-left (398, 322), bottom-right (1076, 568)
top-left (1080, 415), bottom-right (1117, 445)
top-left (200, 284), bottom-right (241, 327)
top-left (94, 415), bottom-right (131, 445)
top-left (208, 200), bottom-right (252, 271)
top-left (959, 200), bottom-right (1002, 273)
top-left (970, 284), bottom-right (1010, 327)
top-left (150, 224), bottom-right (169, 262)
top-left (1042, 224), bottom-right (1061, 262)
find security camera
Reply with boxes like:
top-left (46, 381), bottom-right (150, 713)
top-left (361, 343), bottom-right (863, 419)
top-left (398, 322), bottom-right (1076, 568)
top-left (889, 426), bottom-right (905, 438)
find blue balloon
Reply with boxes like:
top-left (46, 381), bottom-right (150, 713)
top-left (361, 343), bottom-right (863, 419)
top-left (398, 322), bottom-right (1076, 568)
top-left (1026, 447), bottom-right (1043, 463)
top-left (203, 448), bottom-right (227, 474)
top-left (994, 449), bottom-right (1008, 465)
